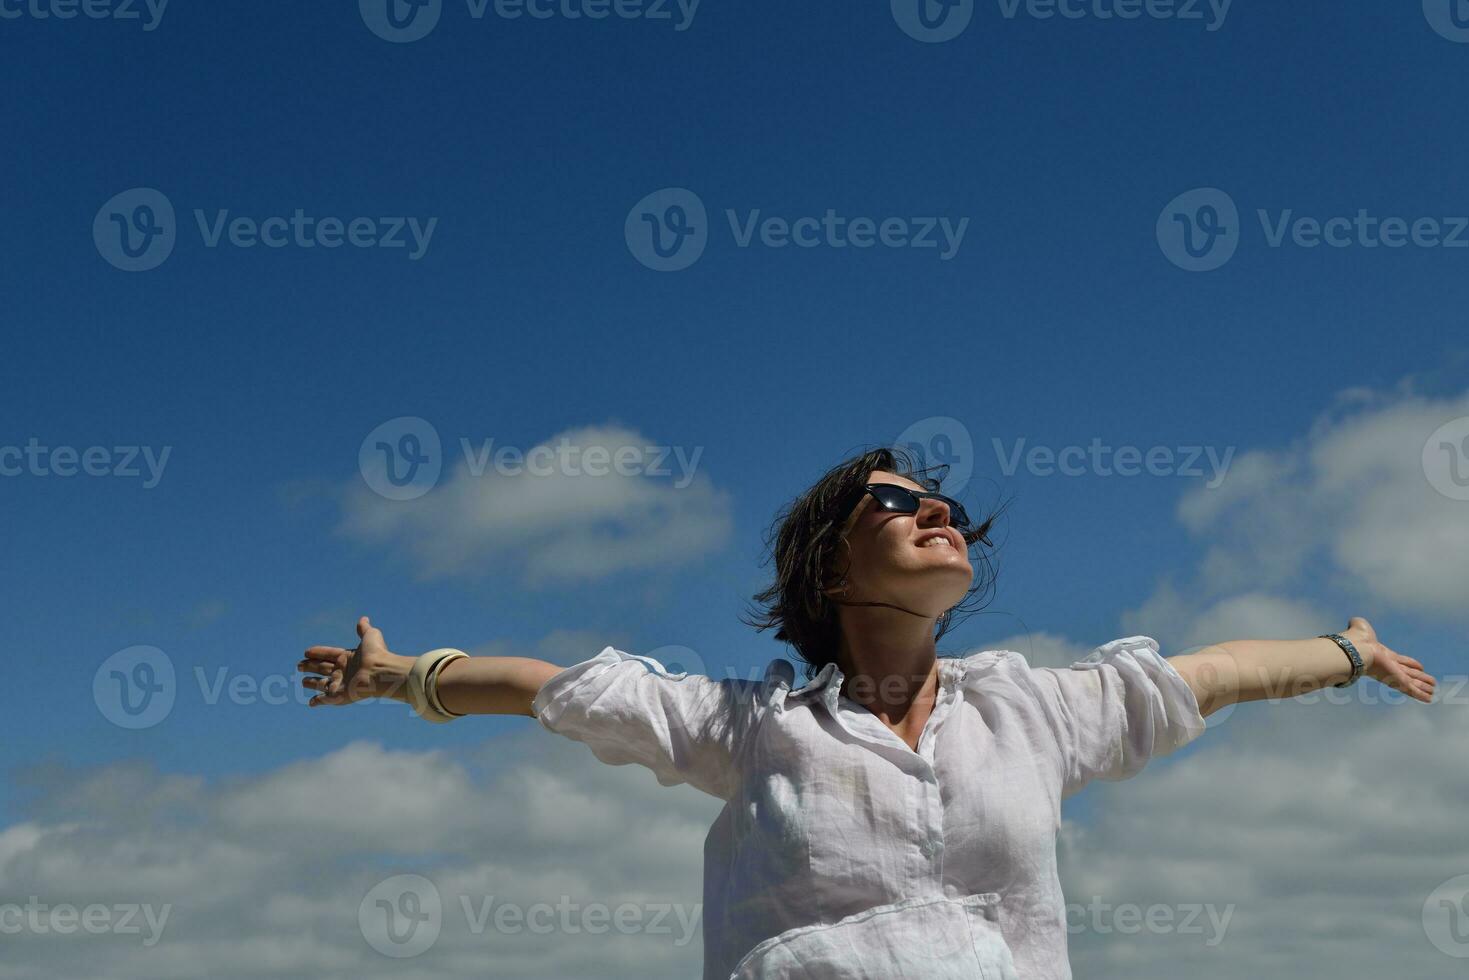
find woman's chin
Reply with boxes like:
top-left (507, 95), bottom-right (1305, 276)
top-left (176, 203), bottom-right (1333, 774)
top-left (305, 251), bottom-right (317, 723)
top-left (898, 561), bottom-right (973, 607)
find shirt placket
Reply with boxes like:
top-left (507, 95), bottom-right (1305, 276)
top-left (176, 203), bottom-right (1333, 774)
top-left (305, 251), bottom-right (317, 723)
top-left (915, 681), bottom-right (959, 890)
top-left (825, 669), bottom-right (961, 893)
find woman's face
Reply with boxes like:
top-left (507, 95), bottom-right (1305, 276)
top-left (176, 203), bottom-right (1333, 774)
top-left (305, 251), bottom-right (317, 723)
top-left (830, 470), bottom-right (974, 617)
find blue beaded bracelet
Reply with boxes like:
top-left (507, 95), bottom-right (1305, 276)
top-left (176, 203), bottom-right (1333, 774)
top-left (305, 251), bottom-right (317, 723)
top-left (1319, 633), bottom-right (1364, 688)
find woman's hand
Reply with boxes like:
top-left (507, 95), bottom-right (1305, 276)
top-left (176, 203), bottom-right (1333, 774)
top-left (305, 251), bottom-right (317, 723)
top-left (298, 616), bottom-right (415, 708)
top-left (1341, 616), bottom-right (1437, 704)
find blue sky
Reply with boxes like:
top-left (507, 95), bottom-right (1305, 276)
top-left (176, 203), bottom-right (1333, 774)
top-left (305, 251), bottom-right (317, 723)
top-left (4, 0), bottom-right (1466, 804)
top-left (3, 4), bottom-right (1469, 977)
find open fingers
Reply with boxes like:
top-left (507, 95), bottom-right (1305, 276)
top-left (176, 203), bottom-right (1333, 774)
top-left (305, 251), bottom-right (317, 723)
top-left (304, 671), bottom-right (347, 707)
top-left (1378, 643), bottom-right (1422, 669)
top-left (300, 647), bottom-right (349, 675)
top-left (1388, 664), bottom-right (1435, 703)
top-left (1405, 666), bottom-right (1436, 687)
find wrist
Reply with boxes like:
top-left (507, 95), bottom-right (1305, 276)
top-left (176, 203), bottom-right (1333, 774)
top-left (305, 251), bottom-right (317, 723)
top-left (1318, 632), bottom-right (1366, 687)
top-left (377, 653), bottom-right (418, 703)
top-left (1341, 627), bottom-right (1379, 672)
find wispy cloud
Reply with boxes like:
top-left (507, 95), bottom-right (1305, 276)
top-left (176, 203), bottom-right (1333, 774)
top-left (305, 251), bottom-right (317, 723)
top-left (0, 729), bottom-right (719, 979)
top-left (1169, 385), bottom-right (1469, 620)
top-left (338, 424), bottom-right (733, 586)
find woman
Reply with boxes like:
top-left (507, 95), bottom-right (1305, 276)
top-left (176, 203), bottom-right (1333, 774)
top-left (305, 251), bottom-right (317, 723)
top-left (297, 447), bottom-right (1437, 979)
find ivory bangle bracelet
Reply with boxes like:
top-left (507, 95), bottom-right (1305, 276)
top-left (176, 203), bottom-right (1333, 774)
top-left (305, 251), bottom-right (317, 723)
top-left (408, 649), bottom-right (468, 723)
top-left (426, 651), bottom-right (468, 719)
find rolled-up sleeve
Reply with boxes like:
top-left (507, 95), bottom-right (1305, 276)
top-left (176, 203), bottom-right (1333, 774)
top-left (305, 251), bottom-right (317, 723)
top-left (1028, 636), bottom-right (1206, 797)
top-left (531, 646), bottom-right (757, 801)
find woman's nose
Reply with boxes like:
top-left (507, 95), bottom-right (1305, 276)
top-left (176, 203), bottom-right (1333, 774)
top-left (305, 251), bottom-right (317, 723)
top-left (917, 497), bottom-right (952, 526)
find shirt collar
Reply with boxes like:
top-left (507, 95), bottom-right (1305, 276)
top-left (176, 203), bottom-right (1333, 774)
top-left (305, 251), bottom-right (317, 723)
top-left (788, 656), bottom-right (967, 701)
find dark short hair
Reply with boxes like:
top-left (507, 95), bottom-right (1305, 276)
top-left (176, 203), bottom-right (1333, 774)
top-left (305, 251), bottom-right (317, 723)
top-left (742, 445), bottom-right (1002, 680)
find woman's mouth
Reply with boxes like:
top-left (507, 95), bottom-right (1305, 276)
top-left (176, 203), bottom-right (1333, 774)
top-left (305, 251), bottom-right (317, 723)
top-left (915, 531), bottom-right (955, 550)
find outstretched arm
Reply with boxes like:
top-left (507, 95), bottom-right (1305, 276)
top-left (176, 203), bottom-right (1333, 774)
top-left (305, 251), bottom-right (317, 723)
top-left (297, 616), bottom-right (562, 717)
top-left (1166, 616), bottom-right (1436, 717)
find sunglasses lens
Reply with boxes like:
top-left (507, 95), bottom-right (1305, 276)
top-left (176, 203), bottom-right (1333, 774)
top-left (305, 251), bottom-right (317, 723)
top-left (869, 484), bottom-right (915, 512)
top-left (867, 485), bottom-right (970, 524)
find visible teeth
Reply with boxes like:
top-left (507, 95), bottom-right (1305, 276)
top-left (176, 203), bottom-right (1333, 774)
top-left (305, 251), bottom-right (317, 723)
top-left (920, 537), bottom-right (952, 548)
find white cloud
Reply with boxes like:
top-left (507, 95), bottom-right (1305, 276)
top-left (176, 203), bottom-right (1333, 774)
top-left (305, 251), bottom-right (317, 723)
top-left (1055, 381), bottom-right (1469, 977)
top-left (0, 728), bottom-right (721, 979)
top-left (1173, 387), bottom-right (1469, 619)
top-left (1057, 690), bottom-right (1469, 980)
top-left (969, 629), bottom-right (1093, 668)
top-left (339, 424), bottom-right (733, 585)
top-left (14, 386), bottom-right (1468, 979)
top-left (1121, 590), bottom-right (1333, 652)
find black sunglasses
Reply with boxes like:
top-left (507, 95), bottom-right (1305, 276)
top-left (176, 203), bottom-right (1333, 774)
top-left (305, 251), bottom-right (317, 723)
top-left (838, 483), bottom-right (972, 531)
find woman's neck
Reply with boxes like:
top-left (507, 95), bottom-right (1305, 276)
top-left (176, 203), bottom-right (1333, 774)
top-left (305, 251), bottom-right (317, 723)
top-left (833, 606), bottom-right (940, 721)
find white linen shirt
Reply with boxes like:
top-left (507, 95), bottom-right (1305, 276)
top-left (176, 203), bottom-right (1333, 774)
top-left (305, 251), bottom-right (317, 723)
top-left (530, 636), bottom-right (1207, 980)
